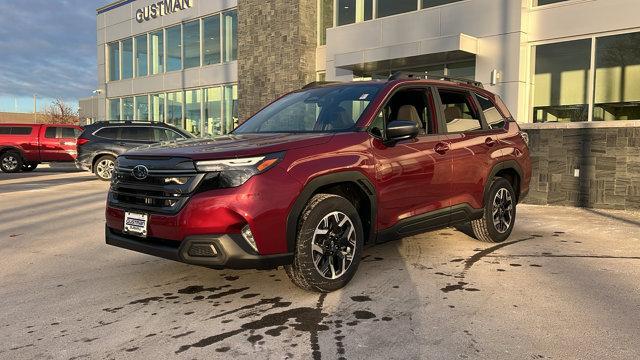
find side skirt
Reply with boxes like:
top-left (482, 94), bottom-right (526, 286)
top-left (375, 203), bottom-right (483, 244)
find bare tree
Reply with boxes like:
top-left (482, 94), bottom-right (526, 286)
top-left (43, 99), bottom-right (80, 124)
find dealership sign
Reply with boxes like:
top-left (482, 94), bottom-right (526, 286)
top-left (136, 0), bottom-right (193, 23)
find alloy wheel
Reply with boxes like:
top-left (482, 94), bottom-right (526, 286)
top-left (492, 188), bottom-right (513, 234)
top-left (311, 211), bottom-right (356, 280)
top-left (2, 155), bottom-right (18, 171)
top-left (96, 159), bottom-right (115, 180)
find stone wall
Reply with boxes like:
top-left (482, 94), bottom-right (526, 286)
top-left (237, 0), bottom-right (317, 121)
top-left (522, 122), bottom-right (640, 210)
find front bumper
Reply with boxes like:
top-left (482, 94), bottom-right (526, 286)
top-left (105, 226), bottom-right (293, 269)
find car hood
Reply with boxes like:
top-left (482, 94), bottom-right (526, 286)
top-left (123, 133), bottom-right (335, 161)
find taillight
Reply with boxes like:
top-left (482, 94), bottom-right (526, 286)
top-left (77, 137), bottom-right (90, 146)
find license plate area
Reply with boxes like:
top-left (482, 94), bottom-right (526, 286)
top-left (124, 212), bottom-right (148, 238)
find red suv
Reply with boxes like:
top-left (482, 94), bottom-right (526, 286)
top-left (105, 74), bottom-right (531, 292)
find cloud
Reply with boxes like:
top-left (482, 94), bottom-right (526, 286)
top-left (0, 0), bottom-right (105, 104)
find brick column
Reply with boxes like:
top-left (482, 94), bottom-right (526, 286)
top-left (237, 0), bottom-right (317, 121)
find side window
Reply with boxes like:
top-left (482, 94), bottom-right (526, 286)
top-left (45, 127), bottom-right (57, 138)
top-left (476, 94), bottom-right (506, 130)
top-left (96, 127), bottom-right (119, 139)
top-left (165, 129), bottom-right (185, 140)
top-left (372, 88), bottom-right (435, 135)
top-left (60, 128), bottom-right (78, 138)
top-left (120, 127), bottom-right (154, 141)
top-left (153, 128), bottom-right (168, 142)
top-left (438, 90), bottom-right (482, 133)
top-left (0, 127), bottom-right (10, 134)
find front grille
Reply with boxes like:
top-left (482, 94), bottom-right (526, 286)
top-left (108, 157), bottom-right (204, 214)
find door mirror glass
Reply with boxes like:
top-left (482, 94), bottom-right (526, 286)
top-left (385, 120), bottom-right (419, 145)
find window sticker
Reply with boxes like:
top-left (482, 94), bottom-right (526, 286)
top-left (359, 94), bottom-right (369, 100)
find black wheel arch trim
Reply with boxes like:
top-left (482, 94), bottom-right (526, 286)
top-left (486, 160), bottom-right (524, 202)
top-left (286, 171), bottom-right (378, 253)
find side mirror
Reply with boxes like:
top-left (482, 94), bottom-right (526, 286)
top-left (385, 120), bottom-right (419, 145)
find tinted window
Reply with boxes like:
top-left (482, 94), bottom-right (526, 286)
top-left (0, 127), bottom-right (9, 134)
top-left (45, 127), bottom-right (57, 138)
top-left (164, 129), bottom-right (185, 141)
top-left (96, 127), bottom-right (119, 139)
top-left (476, 94), bottom-right (506, 129)
top-left (120, 127), bottom-right (154, 141)
top-left (10, 127), bottom-right (33, 135)
top-left (439, 90), bottom-right (482, 133)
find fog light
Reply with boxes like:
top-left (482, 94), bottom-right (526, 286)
top-left (242, 225), bottom-right (258, 253)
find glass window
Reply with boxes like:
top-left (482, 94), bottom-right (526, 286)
top-left (222, 10), bottom-right (238, 62)
top-left (121, 127), bottom-right (154, 141)
top-left (204, 87), bottom-right (223, 136)
top-left (203, 15), bottom-right (221, 65)
top-left (235, 84), bottom-right (383, 134)
top-left (422, 0), bottom-right (463, 8)
top-left (60, 128), bottom-right (79, 138)
top-left (377, 0), bottom-right (416, 18)
top-left (151, 93), bottom-right (165, 122)
top-left (7, 127), bottom-right (32, 135)
top-left (166, 25), bottom-right (182, 72)
top-left (108, 98), bottom-right (121, 120)
top-left (45, 127), bottom-right (57, 138)
top-left (97, 127), bottom-right (119, 139)
top-left (108, 42), bottom-right (120, 81)
top-left (121, 38), bottom-right (133, 79)
top-left (535, 0), bottom-right (569, 6)
top-left (135, 34), bottom-right (148, 77)
top-left (135, 95), bottom-right (149, 121)
top-left (150, 30), bottom-right (164, 75)
top-left (185, 89), bottom-right (202, 136)
top-left (447, 60), bottom-right (476, 80)
top-left (223, 84), bottom-right (238, 133)
top-left (439, 90), bottom-right (482, 133)
top-left (593, 32), bottom-right (640, 121)
top-left (337, 0), bottom-right (373, 26)
top-left (167, 91), bottom-right (184, 128)
top-left (533, 39), bottom-right (591, 123)
top-left (0, 127), bottom-right (9, 134)
top-left (477, 94), bottom-right (505, 129)
top-left (184, 20), bottom-right (201, 69)
top-left (319, 0), bottom-right (333, 45)
top-left (122, 97), bottom-right (134, 120)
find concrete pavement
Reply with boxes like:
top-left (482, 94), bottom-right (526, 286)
top-left (1, 169), bottom-right (639, 359)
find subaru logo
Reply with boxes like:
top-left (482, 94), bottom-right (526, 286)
top-left (132, 165), bottom-right (149, 180)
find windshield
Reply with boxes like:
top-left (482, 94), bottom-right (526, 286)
top-left (234, 84), bottom-right (383, 134)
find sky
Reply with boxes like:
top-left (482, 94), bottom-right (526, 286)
top-left (0, 0), bottom-right (106, 113)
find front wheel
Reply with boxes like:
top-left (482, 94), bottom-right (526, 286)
top-left (285, 194), bottom-right (364, 293)
top-left (94, 155), bottom-right (116, 181)
top-left (1, 151), bottom-right (23, 173)
top-left (471, 177), bottom-right (517, 243)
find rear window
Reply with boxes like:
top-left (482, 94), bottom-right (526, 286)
top-left (0, 126), bottom-right (33, 135)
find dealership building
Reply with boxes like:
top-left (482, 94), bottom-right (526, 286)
top-left (94, 0), bottom-right (640, 209)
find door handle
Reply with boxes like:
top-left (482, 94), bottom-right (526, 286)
top-left (435, 142), bottom-right (450, 155)
top-left (485, 137), bottom-right (496, 147)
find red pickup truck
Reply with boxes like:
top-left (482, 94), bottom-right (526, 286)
top-left (0, 124), bottom-right (83, 173)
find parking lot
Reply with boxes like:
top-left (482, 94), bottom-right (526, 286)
top-left (1, 169), bottom-right (639, 360)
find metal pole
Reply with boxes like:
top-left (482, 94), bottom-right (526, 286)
top-left (33, 94), bottom-right (36, 123)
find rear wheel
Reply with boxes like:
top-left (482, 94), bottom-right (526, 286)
top-left (285, 194), bottom-right (364, 293)
top-left (94, 155), bottom-right (116, 181)
top-left (471, 177), bottom-right (516, 243)
top-left (1, 151), bottom-right (23, 173)
top-left (22, 163), bottom-right (38, 172)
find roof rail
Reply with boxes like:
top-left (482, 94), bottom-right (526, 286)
top-left (388, 71), bottom-right (484, 88)
top-left (301, 81), bottom-right (342, 89)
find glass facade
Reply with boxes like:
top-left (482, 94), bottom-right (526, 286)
top-left (203, 15), bottom-right (221, 65)
top-left (337, 0), bottom-right (373, 26)
top-left (535, 0), bottom-right (570, 6)
top-left (319, 0), bottom-right (334, 45)
top-left (135, 35), bottom-right (148, 77)
top-left (150, 30), bottom-right (164, 75)
top-left (422, 0), bottom-right (463, 8)
top-left (121, 38), bottom-right (133, 79)
top-left (108, 42), bottom-right (119, 81)
top-left (107, 85), bottom-right (238, 136)
top-left (106, 9), bottom-right (237, 82)
top-left (184, 20), bottom-right (201, 69)
top-left (377, 0), bottom-right (417, 18)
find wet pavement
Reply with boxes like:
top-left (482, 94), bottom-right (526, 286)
top-left (1, 170), bottom-right (639, 359)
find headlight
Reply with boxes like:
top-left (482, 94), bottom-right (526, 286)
top-left (195, 152), bottom-right (284, 189)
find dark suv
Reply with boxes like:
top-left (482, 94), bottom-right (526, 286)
top-left (76, 121), bottom-right (193, 180)
top-left (105, 74), bottom-right (531, 292)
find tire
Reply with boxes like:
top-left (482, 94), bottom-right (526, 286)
top-left (94, 155), bottom-right (116, 181)
top-left (471, 177), bottom-right (517, 243)
top-left (285, 194), bottom-right (364, 293)
top-left (22, 163), bottom-right (38, 172)
top-left (0, 151), bottom-right (23, 173)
